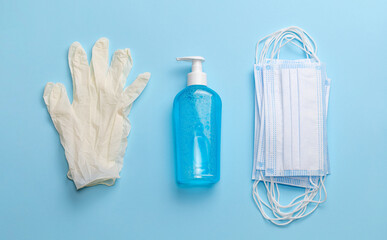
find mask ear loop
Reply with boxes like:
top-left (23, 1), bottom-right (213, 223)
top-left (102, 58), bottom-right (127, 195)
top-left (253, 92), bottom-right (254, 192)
top-left (271, 30), bottom-right (319, 62)
top-left (283, 26), bottom-right (318, 59)
top-left (254, 176), bottom-right (323, 225)
top-left (256, 29), bottom-right (286, 64)
top-left (253, 162), bottom-right (327, 224)
top-left (256, 26), bottom-right (320, 64)
top-left (253, 177), bottom-right (327, 225)
top-left (276, 35), bottom-right (303, 59)
top-left (256, 34), bottom-right (274, 64)
top-left (274, 35), bottom-right (312, 60)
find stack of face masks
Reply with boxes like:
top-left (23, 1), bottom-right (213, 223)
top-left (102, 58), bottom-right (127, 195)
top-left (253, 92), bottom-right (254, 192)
top-left (43, 38), bottom-right (150, 190)
top-left (252, 27), bottom-right (331, 225)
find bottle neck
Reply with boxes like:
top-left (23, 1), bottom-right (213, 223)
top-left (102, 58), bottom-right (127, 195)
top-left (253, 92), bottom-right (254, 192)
top-left (187, 72), bottom-right (207, 86)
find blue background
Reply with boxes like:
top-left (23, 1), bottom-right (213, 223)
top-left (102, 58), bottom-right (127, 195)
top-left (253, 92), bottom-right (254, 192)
top-left (1, 0), bottom-right (386, 239)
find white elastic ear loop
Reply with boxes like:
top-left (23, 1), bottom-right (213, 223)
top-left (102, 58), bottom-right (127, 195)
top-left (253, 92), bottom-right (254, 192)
top-left (273, 35), bottom-right (312, 60)
top-left (266, 179), bottom-right (311, 217)
top-left (269, 177), bottom-right (327, 213)
top-left (269, 179), bottom-right (326, 216)
top-left (271, 31), bottom-right (301, 58)
top-left (253, 180), bottom-right (324, 225)
top-left (256, 28), bottom-right (287, 64)
top-left (253, 175), bottom-right (327, 225)
top-left (256, 31), bottom-right (278, 64)
top-left (255, 26), bottom-right (320, 64)
top-left (273, 34), bottom-right (315, 60)
top-left (270, 30), bottom-right (318, 62)
top-left (253, 180), bottom-right (293, 225)
top-left (277, 27), bottom-right (318, 59)
top-left (256, 176), bottom-right (320, 224)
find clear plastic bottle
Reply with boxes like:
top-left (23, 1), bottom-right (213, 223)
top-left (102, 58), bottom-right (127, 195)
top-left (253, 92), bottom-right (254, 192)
top-left (174, 57), bottom-right (222, 185)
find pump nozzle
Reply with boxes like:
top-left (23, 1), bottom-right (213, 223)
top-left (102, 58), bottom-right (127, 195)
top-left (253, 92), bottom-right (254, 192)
top-left (176, 56), bottom-right (207, 86)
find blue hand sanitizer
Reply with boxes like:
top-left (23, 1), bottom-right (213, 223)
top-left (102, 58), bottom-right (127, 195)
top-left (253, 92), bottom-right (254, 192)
top-left (174, 56), bottom-right (222, 185)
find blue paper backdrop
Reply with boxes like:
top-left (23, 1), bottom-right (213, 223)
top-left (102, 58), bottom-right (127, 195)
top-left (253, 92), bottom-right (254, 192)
top-left (0, 0), bottom-right (386, 239)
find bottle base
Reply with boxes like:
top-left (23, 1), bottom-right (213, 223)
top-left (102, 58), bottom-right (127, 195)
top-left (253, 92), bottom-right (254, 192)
top-left (177, 175), bottom-right (219, 186)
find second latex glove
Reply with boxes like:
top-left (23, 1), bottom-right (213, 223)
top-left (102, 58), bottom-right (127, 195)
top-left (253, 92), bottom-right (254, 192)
top-left (43, 38), bottom-right (150, 189)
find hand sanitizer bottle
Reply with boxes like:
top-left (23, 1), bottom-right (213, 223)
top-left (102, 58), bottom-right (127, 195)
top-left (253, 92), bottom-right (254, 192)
top-left (174, 56), bottom-right (222, 185)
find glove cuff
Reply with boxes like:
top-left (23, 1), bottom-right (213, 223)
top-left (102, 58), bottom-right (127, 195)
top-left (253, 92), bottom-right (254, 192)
top-left (68, 166), bottom-right (120, 190)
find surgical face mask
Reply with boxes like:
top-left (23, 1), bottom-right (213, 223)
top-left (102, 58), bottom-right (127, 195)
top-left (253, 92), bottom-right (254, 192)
top-left (252, 27), bottom-right (331, 225)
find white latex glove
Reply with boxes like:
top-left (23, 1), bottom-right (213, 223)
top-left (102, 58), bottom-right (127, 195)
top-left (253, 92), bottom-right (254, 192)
top-left (43, 38), bottom-right (150, 189)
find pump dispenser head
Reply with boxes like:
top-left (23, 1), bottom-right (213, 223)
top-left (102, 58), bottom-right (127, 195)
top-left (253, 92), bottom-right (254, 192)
top-left (176, 56), bottom-right (207, 86)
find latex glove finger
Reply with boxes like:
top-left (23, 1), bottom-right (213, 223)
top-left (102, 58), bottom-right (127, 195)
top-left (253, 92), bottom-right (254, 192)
top-left (43, 83), bottom-right (74, 130)
top-left (122, 72), bottom-right (150, 112)
top-left (91, 38), bottom-right (109, 89)
top-left (43, 82), bottom-right (72, 116)
top-left (108, 49), bottom-right (133, 93)
top-left (68, 42), bottom-right (90, 103)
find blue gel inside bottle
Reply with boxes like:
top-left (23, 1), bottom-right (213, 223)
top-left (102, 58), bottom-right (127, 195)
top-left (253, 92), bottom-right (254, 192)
top-left (173, 85), bottom-right (222, 185)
